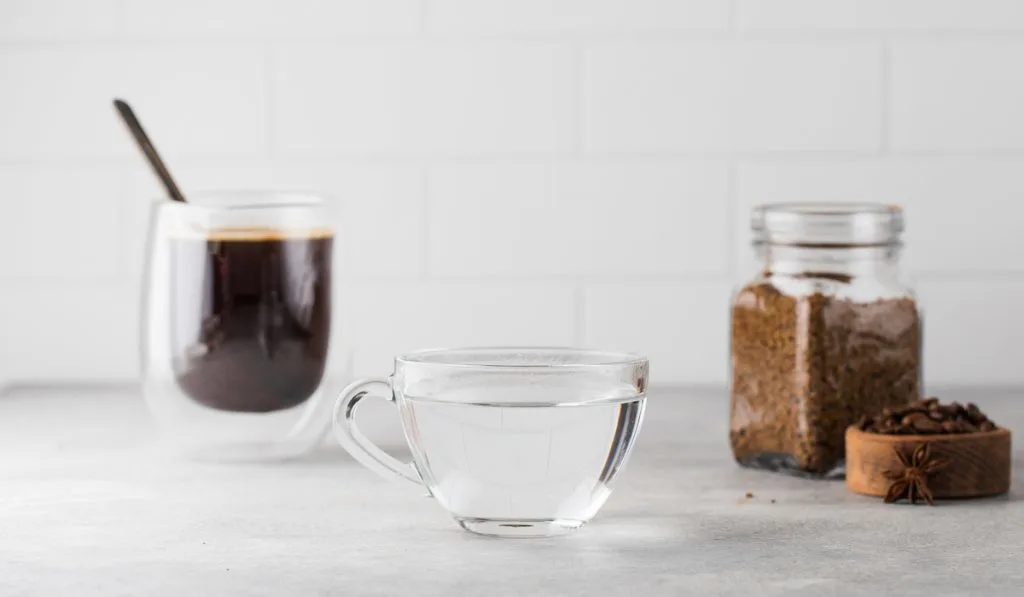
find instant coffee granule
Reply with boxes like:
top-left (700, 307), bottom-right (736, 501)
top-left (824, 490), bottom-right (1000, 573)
top-left (730, 282), bottom-right (922, 476)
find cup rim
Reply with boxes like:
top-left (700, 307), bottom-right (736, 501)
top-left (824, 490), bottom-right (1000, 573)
top-left (156, 190), bottom-right (324, 210)
top-left (395, 346), bottom-right (647, 370)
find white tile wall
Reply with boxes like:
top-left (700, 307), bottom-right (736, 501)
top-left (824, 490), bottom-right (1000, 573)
top-left (582, 281), bottom-right (733, 385)
top-left (0, 0), bottom-right (119, 40)
top-left (1, 0), bottom-right (1022, 387)
top-left (583, 41), bottom-right (883, 153)
top-left (425, 0), bottom-right (729, 34)
top-left (345, 281), bottom-right (577, 376)
top-left (0, 45), bottom-right (267, 159)
top-left (426, 160), bottom-right (729, 276)
top-left (891, 41), bottom-right (1024, 152)
top-left (0, 166), bottom-right (126, 280)
top-left (917, 280), bottom-right (1024, 386)
top-left (735, 159), bottom-right (1024, 275)
top-left (119, 0), bottom-right (422, 38)
top-left (0, 282), bottom-right (139, 383)
top-left (272, 43), bottom-right (574, 156)
top-left (737, 1), bottom-right (1024, 31)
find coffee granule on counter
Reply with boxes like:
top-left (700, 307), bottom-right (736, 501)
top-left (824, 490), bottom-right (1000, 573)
top-left (730, 282), bottom-right (921, 476)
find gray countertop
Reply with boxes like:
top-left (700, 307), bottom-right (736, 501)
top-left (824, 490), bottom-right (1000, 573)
top-left (1, 385), bottom-right (1022, 597)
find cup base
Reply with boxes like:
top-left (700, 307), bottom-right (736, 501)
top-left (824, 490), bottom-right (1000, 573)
top-left (456, 518), bottom-right (585, 538)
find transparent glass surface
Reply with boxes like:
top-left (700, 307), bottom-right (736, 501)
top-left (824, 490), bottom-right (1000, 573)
top-left (141, 192), bottom-right (335, 461)
top-left (730, 203), bottom-right (922, 478)
top-left (334, 348), bottom-right (649, 538)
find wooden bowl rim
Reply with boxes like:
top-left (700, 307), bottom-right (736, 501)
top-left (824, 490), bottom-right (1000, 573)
top-left (846, 425), bottom-right (1010, 443)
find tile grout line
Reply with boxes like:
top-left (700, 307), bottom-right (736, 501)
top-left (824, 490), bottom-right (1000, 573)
top-left (346, 351), bottom-right (356, 384)
top-left (574, 284), bottom-right (586, 348)
top-left (111, 0), bottom-right (126, 36)
top-left (264, 43), bottom-right (276, 160)
top-left (880, 40), bottom-right (891, 155)
top-left (17, 152), bottom-right (1024, 169)
top-left (420, 167), bottom-right (431, 279)
top-left (725, 160), bottom-right (738, 280)
top-left (726, 0), bottom-right (741, 282)
top-left (12, 270), bottom-right (1024, 286)
top-left (115, 166), bottom-right (136, 280)
top-left (417, 0), bottom-right (430, 33)
top-left (571, 43), bottom-right (585, 156)
top-left (12, 29), bottom-right (1024, 46)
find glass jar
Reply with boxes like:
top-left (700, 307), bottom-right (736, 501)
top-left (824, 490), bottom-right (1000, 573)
top-left (729, 203), bottom-right (922, 478)
top-left (140, 191), bottom-right (336, 461)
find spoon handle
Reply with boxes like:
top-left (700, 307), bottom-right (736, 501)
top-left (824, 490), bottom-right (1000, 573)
top-left (112, 99), bottom-right (187, 203)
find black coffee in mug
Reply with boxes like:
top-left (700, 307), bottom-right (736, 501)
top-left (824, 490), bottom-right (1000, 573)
top-left (169, 228), bottom-right (333, 413)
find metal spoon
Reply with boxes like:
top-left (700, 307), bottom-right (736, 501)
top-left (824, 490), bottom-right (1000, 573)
top-left (112, 98), bottom-right (187, 203)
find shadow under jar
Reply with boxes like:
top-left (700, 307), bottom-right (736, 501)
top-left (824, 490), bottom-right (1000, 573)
top-left (141, 192), bottom-right (335, 461)
top-left (729, 203), bottom-right (922, 478)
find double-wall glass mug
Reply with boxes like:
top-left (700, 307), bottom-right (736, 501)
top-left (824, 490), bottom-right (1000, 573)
top-left (141, 192), bottom-right (335, 461)
top-left (334, 348), bottom-right (649, 538)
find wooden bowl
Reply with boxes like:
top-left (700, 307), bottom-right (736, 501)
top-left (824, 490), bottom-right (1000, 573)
top-left (846, 426), bottom-right (1012, 499)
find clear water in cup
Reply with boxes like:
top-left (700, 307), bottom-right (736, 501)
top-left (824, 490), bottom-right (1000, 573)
top-left (398, 381), bottom-right (646, 537)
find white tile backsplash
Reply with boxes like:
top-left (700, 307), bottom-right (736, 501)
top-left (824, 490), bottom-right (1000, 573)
top-left (891, 41), bottom-right (1024, 152)
top-left (271, 162), bottom-right (427, 276)
top-left (0, 0), bottom-right (118, 40)
top-left (120, 0), bottom-right (421, 38)
top-left (735, 159), bottom-right (1024, 275)
top-left (1, 0), bottom-right (1023, 386)
top-left (737, 0), bottom-right (1024, 31)
top-left (344, 281), bottom-right (577, 377)
top-left (272, 42), bottom-right (575, 156)
top-left (426, 0), bottom-right (729, 34)
top-left (427, 160), bottom-right (729, 276)
top-left (583, 281), bottom-right (733, 385)
top-left (0, 282), bottom-right (138, 384)
top-left (917, 279), bottom-right (1024, 386)
top-left (0, 48), bottom-right (122, 160)
top-left (0, 166), bottom-right (126, 279)
top-left (550, 160), bottom-right (730, 275)
top-left (119, 0), bottom-right (278, 38)
top-left (0, 45), bottom-right (267, 160)
top-left (583, 42), bottom-right (883, 153)
top-left (273, 0), bottom-right (422, 37)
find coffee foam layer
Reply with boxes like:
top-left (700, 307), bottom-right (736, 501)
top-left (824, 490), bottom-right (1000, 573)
top-left (173, 227), bottom-right (334, 241)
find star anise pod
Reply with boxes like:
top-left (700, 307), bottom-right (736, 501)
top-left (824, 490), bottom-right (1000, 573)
top-left (883, 443), bottom-right (947, 506)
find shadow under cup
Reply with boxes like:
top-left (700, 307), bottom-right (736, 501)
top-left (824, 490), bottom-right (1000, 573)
top-left (142, 193), bottom-right (335, 461)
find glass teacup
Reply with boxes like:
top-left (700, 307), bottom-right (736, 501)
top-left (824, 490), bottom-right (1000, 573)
top-left (333, 348), bottom-right (649, 537)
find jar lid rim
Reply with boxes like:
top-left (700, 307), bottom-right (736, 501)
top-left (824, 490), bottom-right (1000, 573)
top-left (758, 202), bottom-right (902, 216)
top-left (753, 202), bottom-right (904, 245)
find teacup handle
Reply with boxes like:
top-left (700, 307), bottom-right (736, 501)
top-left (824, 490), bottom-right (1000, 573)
top-left (333, 378), bottom-right (423, 487)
